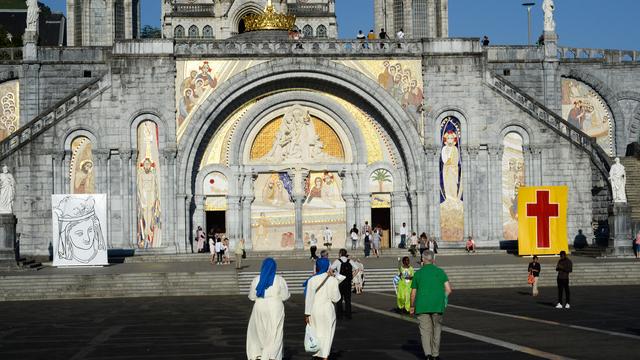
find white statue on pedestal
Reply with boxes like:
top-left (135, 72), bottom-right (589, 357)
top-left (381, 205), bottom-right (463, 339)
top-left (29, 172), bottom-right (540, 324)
top-left (26, 0), bottom-right (40, 32)
top-left (543, 0), bottom-right (556, 33)
top-left (609, 157), bottom-right (627, 203)
top-left (0, 165), bottom-right (16, 214)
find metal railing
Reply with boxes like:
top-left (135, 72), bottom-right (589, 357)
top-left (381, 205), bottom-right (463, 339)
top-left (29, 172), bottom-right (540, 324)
top-left (486, 72), bottom-right (612, 182)
top-left (0, 74), bottom-right (111, 161)
top-left (558, 46), bottom-right (639, 63)
top-left (174, 39), bottom-right (423, 57)
top-left (0, 48), bottom-right (23, 62)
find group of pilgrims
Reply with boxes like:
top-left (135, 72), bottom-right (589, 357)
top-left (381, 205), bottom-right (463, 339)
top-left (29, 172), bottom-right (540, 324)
top-left (246, 257), bottom-right (341, 360)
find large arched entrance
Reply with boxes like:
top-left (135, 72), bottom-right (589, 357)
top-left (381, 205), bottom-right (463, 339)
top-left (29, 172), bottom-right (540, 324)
top-left (177, 59), bottom-right (425, 251)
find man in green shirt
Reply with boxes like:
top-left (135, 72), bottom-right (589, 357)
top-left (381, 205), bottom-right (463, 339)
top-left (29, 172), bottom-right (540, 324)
top-left (410, 251), bottom-right (452, 360)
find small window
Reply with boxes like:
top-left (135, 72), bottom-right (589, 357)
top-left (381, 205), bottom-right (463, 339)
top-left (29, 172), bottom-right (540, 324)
top-left (188, 25), bottom-right (199, 38)
top-left (203, 25), bottom-right (213, 38)
top-left (174, 25), bottom-right (185, 38)
top-left (302, 25), bottom-right (313, 38)
top-left (503, 69), bottom-right (511, 76)
top-left (316, 25), bottom-right (327, 38)
top-left (83, 70), bottom-right (92, 78)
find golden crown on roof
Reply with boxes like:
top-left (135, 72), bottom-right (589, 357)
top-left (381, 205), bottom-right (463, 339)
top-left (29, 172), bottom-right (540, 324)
top-left (243, 0), bottom-right (296, 32)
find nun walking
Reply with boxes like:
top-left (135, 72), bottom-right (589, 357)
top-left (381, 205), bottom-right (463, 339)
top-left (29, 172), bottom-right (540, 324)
top-left (303, 258), bottom-right (343, 360)
top-left (247, 258), bottom-right (290, 360)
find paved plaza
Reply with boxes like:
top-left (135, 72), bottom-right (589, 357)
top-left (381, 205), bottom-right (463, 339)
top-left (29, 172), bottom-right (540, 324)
top-left (1, 285), bottom-right (638, 359)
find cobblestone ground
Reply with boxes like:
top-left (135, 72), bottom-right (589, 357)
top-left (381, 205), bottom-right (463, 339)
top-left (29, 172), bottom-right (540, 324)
top-left (0, 286), bottom-right (638, 359)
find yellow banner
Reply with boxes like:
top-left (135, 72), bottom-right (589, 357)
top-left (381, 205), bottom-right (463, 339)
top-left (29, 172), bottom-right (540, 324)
top-left (517, 186), bottom-right (569, 256)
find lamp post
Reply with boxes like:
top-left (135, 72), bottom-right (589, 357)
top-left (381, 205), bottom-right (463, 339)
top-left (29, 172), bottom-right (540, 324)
top-left (522, 2), bottom-right (535, 45)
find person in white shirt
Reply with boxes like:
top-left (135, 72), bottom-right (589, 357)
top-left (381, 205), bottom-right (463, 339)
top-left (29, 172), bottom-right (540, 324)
top-left (214, 238), bottom-right (224, 265)
top-left (349, 224), bottom-right (359, 250)
top-left (309, 233), bottom-right (318, 260)
top-left (247, 258), bottom-right (290, 360)
top-left (323, 226), bottom-right (333, 250)
top-left (409, 232), bottom-right (419, 257)
top-left (396, 28), bottom-right (405, 40)
top-left (399, 222), bottom-right (408, 249)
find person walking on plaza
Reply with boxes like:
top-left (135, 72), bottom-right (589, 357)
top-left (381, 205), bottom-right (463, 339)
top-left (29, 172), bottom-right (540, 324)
top-left (371, 227), bottom-right (381, 258)
top-left (418, 233), bottom-right (428, 257)
top-left (196, 226), bottom-right (205, 253)
top-left (399, 222), bottom-right (408, 249)
top-left (235, 238), bottom-right (245, 269)
top-left (352, 258), bottom-right (365, 294)
top-left (555, 251), bottom-right (573, 309)
top-left (528, 255), bottom-right (541, 296)
top-left (323, 226), bottom-right (333, 250)
top-left (350, 224), bottom-right (359, 250)
top-left (247, 258), bottom-right (290, 360)
top-left (410, 251), bottom-right (452, 360)
top-left (331, 249), bottom-right (353, 319)
top-left (427, 236), bottom-right (439, 254)
top-left (409, 232), bottom-right (419, 257)
top-left (309, 233), bottom-right (318, 260)
top-left (304, 258), bottom-right (342, 360)
top-left (396, 256), bottom-right (414, 313)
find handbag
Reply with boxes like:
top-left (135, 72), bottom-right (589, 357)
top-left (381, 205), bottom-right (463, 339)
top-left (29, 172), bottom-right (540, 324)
top-left (242, 249), bottom-right (246, 259)
top-left (527, 272), bottom-right (535, 285)
top-left (304, 324), bottom-right (320, 353)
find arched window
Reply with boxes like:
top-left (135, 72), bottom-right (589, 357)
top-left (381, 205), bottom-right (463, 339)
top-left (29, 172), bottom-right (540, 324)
top-left (69, 136), bottom-right (95, 194)
top-left (412, 0), bottom-right (428, 38)
top-left (202, 25), bottom-right (214, 38)
top-left (502, 132), bottom-right (525, 240)
top-left (302, 25), bottom-right (313, 38)
top-left (393, 0), bottom-right (404, 34)
top-left (316, 25), bottom-right (327, 38)
top-left (174, 25), bottom-right (185, 38)
top-left (439, 116), bottom-right (463, 241)
top-left (188, 25), bottom-right (199, 38)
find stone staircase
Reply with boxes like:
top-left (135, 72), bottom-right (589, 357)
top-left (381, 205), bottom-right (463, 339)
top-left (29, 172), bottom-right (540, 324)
top-left (0, 73), bottom-right (111, 161)
top-left (486, 72), bottom-right (611, 181)
top-left (621, 157), bottom-right (640, 224)
top-left (0, 271), bottom-right (239, 301)
top-left (239, 262), bottom-right (640, 295)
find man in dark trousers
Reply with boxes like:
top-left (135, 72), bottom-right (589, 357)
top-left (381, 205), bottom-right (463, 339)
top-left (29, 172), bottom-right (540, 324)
top-left (331, 248), bottom-right (353, 319)
top-left (555, 250), bottom-right (573, 309)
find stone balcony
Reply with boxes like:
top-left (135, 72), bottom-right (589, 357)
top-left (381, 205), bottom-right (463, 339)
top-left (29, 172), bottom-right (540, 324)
top-left (169, 3), bottom-right (216, 17)
top-left (287, 3), bottom-right (333, 17)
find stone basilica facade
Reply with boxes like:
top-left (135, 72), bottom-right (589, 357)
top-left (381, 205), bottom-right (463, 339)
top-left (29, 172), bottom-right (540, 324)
top-left (1, 0), bottom-right (639, 256)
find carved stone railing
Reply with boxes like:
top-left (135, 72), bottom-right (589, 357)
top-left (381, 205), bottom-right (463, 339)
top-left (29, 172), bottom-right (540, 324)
top-left (558, 46), bottom-right (639, 63)
top-left (170, 3), bottom-right (215, 17)
top-left (287, 3), bottom-right (332, 16)
top-left (0, 48), bottom-right (23, 62)
top-left (486, 72), bottom-right (612, 181)
top-left (0, 74), bottom-right (111, 161)
top-left (174, 39), bottom-right (423, 57)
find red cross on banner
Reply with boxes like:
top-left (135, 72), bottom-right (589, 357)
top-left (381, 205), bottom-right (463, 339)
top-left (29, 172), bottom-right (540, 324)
top-left (518, 186), bottom-right (569, 256)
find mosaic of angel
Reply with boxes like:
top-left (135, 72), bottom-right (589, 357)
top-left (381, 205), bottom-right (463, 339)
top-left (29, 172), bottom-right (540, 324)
top-left (377, 61), bottom-right (424, 113)
top-left (439, 117), bottom-right (464, 241)
top-left (177, 61), bottom-right (218, 127)
top-left (70, 136), bottom-right (95, 194)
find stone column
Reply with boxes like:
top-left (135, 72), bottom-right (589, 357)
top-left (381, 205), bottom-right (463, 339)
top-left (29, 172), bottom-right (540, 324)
top-left (94, 149), bottom-right (109, 194)
top-left (193, 195), bottom-right (206, 252)
top-left (51, 151), bottom-right (65, 194)
top-left (119, 150), bottom-right (133, 248)
top-left (466, 147), bottom-right (480, 239)
top-left (529, 145), bottom-right (544, 186)
top-left (242, 196), bottom-right (255, 250)
top-left (543, 31), bottom-right (560, 113)
top-left (0, 215), bottom-right (17, 261)
top-left (409, 190), bottom-right (419, 235)
top-left (162, 148), bottom-right (178, 252)
top-left (63, 150), bottom-right (72, 193)
top-left (608, 203), bottom-right (632, 257)
top-left (424, 146), bottom-right (440, 238)
top-left (294, 195), bottom-right (305, 250)
top-left (344, 195), bottom-right (356, 236)
top-left (130, 151), bottom-right (139, 246)
top-left (356, 192), bottom-right (371, 230)
top-left (487, 145), bottom-right (504, 242)
top-left (226, 195), bottom-right (241, 244)
top-left (20, 63), bottom-right (40, 123)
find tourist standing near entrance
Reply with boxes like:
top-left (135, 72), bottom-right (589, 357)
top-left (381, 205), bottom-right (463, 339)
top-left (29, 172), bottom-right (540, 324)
top-left (235, 238), bottom-right (245, 269)
top-left (399, 222), bottom-right (407, 248)
top-left (362, 221), bottom-right (372, 257)
top-left (208, 236), bottom-right (216, 264)
top-left (323, 226), bottom-right (333, 250)
top-left (555, 251), bottom-right (573, 309)
top-left (396, 256), bottom-right (414, 313)
top-left (409, 232), bottom-right (419, 257)
top-left (528, 256), bottom-right (541, 296)
top-left (410, 251), bottom-right (452, 360)
top-left (304, 258), bottom-right (342, 360)
top-left (331, 249), bottom-right (353, 319)
top-left (247, 258), bottom-right (290, 360)
top-left (372, 228), bottom-right (381, 258)
top-left (309, 234), bottom-right (318, 260)
top-left (350, 224), bottom-right (359, 250)
top-left (214, 238), bottom-right (224, 265)
top-left (196, 226), bottom-right (205, 253)
top-left (418, 233), bottom-right (428, 257)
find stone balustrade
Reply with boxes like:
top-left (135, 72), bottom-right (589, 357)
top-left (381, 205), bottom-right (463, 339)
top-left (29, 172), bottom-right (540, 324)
top-left (0, 74), bottom-right (112, 161)
top-left (486, 72), bottom-right (611, 179)
top-left (0, 48), bottom-right (23, 62)
top-left (170, 3), bottom-right (216, 17)
top-left (287, 3), bottom-right (332, 16)
top-left (558, 47), bottom-right (639, 63)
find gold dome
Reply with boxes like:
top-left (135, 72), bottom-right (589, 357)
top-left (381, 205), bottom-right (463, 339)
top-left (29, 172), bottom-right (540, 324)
top-left (243, 0), bottom-right (296, 32)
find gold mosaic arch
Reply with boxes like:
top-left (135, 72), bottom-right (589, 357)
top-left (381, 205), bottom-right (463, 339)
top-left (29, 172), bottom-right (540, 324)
top-left (250, 115), bottom-right (345, 161)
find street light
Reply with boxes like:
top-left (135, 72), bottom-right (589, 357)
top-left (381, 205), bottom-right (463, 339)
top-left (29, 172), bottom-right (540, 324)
top-left (522, 2), bottom-right (535, 45)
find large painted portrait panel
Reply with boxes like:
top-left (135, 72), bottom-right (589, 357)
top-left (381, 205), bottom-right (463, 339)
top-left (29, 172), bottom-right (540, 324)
top-left (502, 133), bottom-right (525, 240)
top-left (561, 78), bottom-right (615, 155)
top-left (302, 171), bottom-right (346, 249)
top-left (136, 121), bottom-right (162, 249)
top-left (69, 136), bottom-right (95, 194)
top-left (251, 173), bottom-right (296, 251)
top-left (439, 116), bottom-right (463, 242)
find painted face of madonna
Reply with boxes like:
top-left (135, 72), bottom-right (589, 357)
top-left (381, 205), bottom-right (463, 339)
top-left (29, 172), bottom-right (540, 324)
top-left (69, 219), bottom-right (96, 250)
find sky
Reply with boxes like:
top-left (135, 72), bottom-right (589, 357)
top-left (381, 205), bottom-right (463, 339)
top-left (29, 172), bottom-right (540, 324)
top-left (40, 0), bottom-right (639, 49)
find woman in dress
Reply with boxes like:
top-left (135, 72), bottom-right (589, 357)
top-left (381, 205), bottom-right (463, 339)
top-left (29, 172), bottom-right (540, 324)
top-left (304, 258), bottom-right (342, 360)
top-left (352, 258), bottom-right (365, 294)
top-left (396, 256), bottom-right (414, 313)
top-left (196, 226), bottom-right (205, 253)
top-left (371, 228), bottom-right (381, 258)
top-left (247, 258), bottom-right (290, 360)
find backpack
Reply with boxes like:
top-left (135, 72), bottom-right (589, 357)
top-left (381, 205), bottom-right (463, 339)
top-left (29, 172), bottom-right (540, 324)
top-left (339, 259), bottom-right (353, 282)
